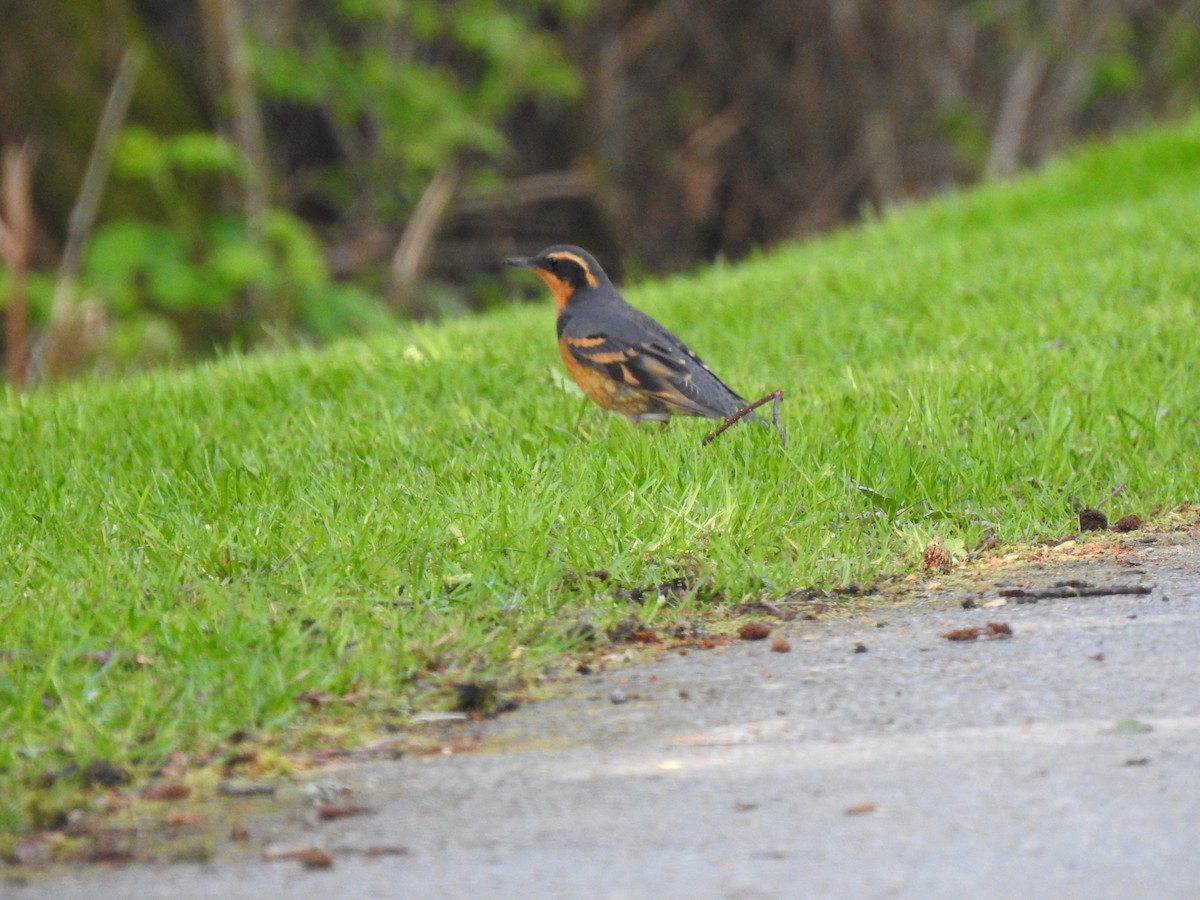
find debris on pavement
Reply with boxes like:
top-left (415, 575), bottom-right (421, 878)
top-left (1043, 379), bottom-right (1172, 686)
top-left (316, 804), bottom-right (375, 821)
top-left (143, 783), bottom-right (191, 802)
top-left (262, 843), bottom-right (334, 869)
top-left (217, 780), bottom-right (277, 797)
top-left (737, 622), bottom-right (772, 641)
top-left (940, 622), bottom-right (1012, 641)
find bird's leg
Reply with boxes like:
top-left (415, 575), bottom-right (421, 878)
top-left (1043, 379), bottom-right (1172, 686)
top-left (628, 412), bottom-right (671, 429)
top-left (772, 391), bottom-right (786, 447)
top-left (702, 390), bottom-right (784, 446)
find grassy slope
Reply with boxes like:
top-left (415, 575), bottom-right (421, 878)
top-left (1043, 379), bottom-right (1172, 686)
top-left (3, 114), bottom-right (1199, 830)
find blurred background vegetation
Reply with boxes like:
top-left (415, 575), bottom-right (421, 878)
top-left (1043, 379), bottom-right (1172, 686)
top-left (1, 0), bottom-right (1198, 383)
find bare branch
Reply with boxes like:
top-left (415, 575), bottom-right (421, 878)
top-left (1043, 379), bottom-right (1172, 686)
top-left (984, 46), bottom-right (1047, 179)
top-left (392, 167), bottom-right (459, 288)
top-left (2, 143), bottom-right (37, 386)
top-left (42, 48), bottom-right (142, 381)
top-left (52, 48), bottom-right (144, 313)
top-left (201, 0), bottom-right (270, 228)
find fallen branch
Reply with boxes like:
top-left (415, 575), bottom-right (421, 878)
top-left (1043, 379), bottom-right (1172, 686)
top-left (702, 389), bottom-right (784, 446)
top-left (729, 599), bottom-right (794, 620)
top-left (998, 583), bottom-right (1153, 602)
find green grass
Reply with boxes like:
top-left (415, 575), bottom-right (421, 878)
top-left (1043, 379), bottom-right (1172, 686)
top-left (3, 113), bottom-right (1200, 834)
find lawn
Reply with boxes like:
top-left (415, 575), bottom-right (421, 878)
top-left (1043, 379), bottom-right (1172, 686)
top-left (2, 113), bottom-right (1198, 834)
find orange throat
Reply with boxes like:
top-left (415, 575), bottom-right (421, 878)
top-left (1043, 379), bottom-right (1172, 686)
top-left (536, 269), bottom-right (574, 311)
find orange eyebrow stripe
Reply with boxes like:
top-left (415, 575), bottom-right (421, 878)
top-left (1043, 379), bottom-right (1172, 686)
top-left (546, 251), bottom-right (599, 287)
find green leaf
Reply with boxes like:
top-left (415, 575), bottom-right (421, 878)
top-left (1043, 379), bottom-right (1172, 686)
top-left (86, 221), bottom-right (180, 314)
top-left (263, 210), bottom-right (329, 287)
top-left (146, 248), bottom-right (201, 312)
top-left (165, 132), bottom-right (243, 175)
top-left (113, 126), bottom-right (168, 181)
top-left (208, 240), bottom-right (272, 291)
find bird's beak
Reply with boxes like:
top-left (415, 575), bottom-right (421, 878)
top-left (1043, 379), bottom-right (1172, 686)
top-left (503, 255), bottom-right (536, 269)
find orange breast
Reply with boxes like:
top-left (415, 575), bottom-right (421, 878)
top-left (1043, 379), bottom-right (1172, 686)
top-left (558, 339), bottom-right (661, 415)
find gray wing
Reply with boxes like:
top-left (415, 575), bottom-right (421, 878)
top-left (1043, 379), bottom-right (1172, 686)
top-left (560, 302), bottom-right (748, 419)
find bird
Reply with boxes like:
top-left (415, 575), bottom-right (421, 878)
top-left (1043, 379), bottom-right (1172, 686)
top-left (504, 245), bottom-right (753, 425)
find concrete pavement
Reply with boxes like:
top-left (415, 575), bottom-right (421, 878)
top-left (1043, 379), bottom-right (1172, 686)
top-left (15, 531), bottom-right (1200, 899)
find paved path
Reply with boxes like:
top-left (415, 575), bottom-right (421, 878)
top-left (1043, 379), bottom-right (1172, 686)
top-left (17, 532), bottom-right (1200, 899)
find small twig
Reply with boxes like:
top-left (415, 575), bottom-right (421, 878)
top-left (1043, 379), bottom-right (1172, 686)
top-left (429, 627), bottom-right (463, 649)
top-left (702, 389), bottom-right (784, 446)
top-left (998, 583), bottom-right (1153, 602)
top-left (272, 534), bottom-right (313, 573)
top-left (758, 599), bottom-right (789, 619)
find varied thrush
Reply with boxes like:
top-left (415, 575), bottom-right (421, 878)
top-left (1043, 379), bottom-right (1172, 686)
top-left (504, 245), bottom-right (753, 425)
